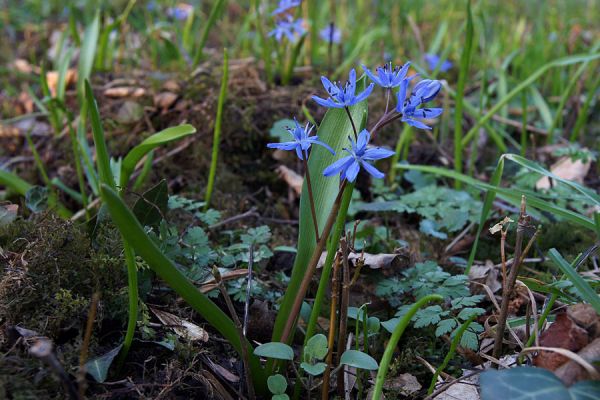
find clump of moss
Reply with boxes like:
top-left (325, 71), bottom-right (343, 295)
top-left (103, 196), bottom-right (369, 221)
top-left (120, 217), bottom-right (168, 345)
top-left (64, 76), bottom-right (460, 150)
top-left (0, 213), bottom-right (128, 339)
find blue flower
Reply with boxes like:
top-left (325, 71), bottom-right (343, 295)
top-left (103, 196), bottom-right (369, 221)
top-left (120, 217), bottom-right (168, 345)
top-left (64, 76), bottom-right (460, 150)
top-left (361, 62), bottom-right (412, 89)
top-left (323, 130), bottom-right (394, 182)
top-left (424, 54), bottom-right (452, 72)
top-left (267, 118), bottom-right (334, 160)
top-left (312, 69), bottom-right (374, 109)
top-left (167, 4), bottom-right (193, 21)
top-left (319, 24), bottom-right (341, 44)
top-left (272, 0), bottom-right (302, 15)
top-left (396, 79), bottom-right (443, 130)
top-left (269, 16), bottom-right (305, 42)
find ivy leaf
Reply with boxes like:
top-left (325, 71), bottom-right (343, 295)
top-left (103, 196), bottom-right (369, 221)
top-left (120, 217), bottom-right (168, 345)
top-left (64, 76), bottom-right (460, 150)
top-left (132, 179), bottom-right (168, 228)
top-left (435, 319), bottom-right (458, 337)
top-left (86, 344), bottom-right (123, 383)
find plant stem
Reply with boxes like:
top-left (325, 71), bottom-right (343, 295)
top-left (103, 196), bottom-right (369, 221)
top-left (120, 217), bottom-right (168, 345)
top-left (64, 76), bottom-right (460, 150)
top-left (321, 251), bottom-right (341, 400)
top-left (117, 242), bottom-right (138, 368)
top-left (345, 107), bottom-right (358, 139)
top-left (373, 294), bottom-right (444, 400)
top-left (303, 155), bottom-right (320, 243)
top-left (205, 48), bottom-right (229, 211)
top-left (280, 181), bottom-right (348, 343)
top-left (213, 267), bottom-right (256, 400)
top-left (336, 236), bottom-right (351, 396)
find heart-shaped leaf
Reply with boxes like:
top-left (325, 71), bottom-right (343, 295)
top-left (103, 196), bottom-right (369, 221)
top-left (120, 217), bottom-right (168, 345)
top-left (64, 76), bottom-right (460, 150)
top-left (339, 350), bottom-right (378, 370)
top-left (254, 342), bottom-right (294, 361)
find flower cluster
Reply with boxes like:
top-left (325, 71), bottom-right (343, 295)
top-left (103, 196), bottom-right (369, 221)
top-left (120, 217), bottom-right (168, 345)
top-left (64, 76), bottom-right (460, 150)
top-left (268, 61), bottom-right (443, 183)
top-left (271, 0), bottom-right (302, 16)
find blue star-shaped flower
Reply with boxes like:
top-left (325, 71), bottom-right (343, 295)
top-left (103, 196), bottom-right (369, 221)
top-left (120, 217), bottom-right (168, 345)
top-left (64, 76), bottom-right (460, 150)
top-left (424, 54), bottom-right (452, 72)
top-left (396, 79), bottom-right (443, 130)
top-left (272, 0), bottom-right (302, 15)
top-left (319, 24), bottom-right (341, 44)
top-left (312, 69), bottom-right (374, 109)
top-left (361, 62), bottom-right (412, 89)
top-left (323, 130), bottom-right (394, 182)
top-left (269, 16), bottom-right (305, 42)
top-left (267, 118), bottom-right (334, 160)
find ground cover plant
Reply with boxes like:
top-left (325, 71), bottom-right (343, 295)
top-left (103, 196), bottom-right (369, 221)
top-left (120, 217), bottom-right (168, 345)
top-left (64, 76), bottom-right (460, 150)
top-left (0, 0), bottom-right (599, 399)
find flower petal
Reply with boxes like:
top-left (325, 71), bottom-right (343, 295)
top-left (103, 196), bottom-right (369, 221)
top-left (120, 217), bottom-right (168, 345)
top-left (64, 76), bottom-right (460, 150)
top-left (396, 79), bottom-right (409, 113)
top-left (267, 141), bottom-right (298, 151)
top-left (362, 65), bottom-right (380, 86)
top-left (360, 160), bottom-right (385, 179)
top-left (312, 139), bottom-right (336, 155)
top-left (344, 160), bottom-right (361, 182)
top-left (295, 146), bottom-right (305, 160)
top-left (356, 129), bottom-right (370, 151)
top-left (312, 95), bottom-right (342, 108)
top-left (323, 156), bottom-right (354, 177)
top-left (403, 117), bottom-right (432, 130)
top-left (321, 76), bottom-right (339, 96)
top-left (363, 147), bottom-right (395, 160)
top-left (353, 83), bottom-right (374, 104)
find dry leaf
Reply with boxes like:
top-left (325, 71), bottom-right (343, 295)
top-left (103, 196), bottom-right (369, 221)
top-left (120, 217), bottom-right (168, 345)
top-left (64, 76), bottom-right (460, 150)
top-left (489, 216), bottom-right (513, 235)
top-left (104, 87), bottom-right (146, 98)
top-left (154, 92), bottom-right (179, 109)
top-left (276, 165), bottom-right (303, 195)
top-left (150, 307), bottom-right (209, 342)
top-left (536, 156), bottom-right (591, 190)
top-left (199, 269), bottom-right (248, 294)
top-left (317, 251), bottom-right (403, 270)
top-left (46, 69), bottom-right (77, 97)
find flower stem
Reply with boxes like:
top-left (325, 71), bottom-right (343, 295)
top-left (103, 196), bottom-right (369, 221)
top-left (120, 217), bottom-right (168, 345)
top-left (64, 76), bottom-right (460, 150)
top-left (280, 181), bottom-right (348, 343)
top-left (384, 88), bottom-right (391, 114)
top-left (117, 242), bottom-right (138, 368)
top-left (303, 155), bottom-right (320, 243)
top-left (344, 106), bottom-right (358, 140)
top-left (372, 294), bottom-right (444, 399)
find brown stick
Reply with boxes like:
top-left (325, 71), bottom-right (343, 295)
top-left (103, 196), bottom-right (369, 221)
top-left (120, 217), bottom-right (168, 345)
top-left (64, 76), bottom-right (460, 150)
top-left (280, 182), bottom-right (347, 343)
top-left (213, 267), bottom-right (255, 400)
top-left (336, 236), bottom-right (351, 396)
top-left (492, 196), bottom-right (539, 362)
top-left (78, 292), bottom-right (100, 399)
top-left (322, 251), bottom-right (341, 400)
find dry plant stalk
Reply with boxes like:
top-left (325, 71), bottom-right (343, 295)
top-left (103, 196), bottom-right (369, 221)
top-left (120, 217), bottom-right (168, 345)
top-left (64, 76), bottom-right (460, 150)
top-left (336, 236), bottom-right (351, 397)
top-left (78, 292), bottom-right (100, 398)
top-left (322, 251), bottom-right (341, 400)
top-left (492, 196), bottom-right (540, 362)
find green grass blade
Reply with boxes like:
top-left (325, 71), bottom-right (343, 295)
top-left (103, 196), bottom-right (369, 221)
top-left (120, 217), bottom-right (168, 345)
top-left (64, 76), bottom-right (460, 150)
top-left (121, 124), bottom-right (196, 188)
top-left (453, 0), bottom-right (474, 188)
top-left (204, 49), bottom-right (228, 210)
top-left (547, 249), bottom-right (600, 314)
top-left (461, 52), bottom-right (600, 146)
top-left (466, 156), bottom-right (505, 273)
top-left (192, 0), bottom-right (227, 68)
top-left (77, 12), bottom-right (100, 100)
top-left (0, 169), bottom-right (33, 195)
top-left (272, 78), bottom-right (369, 343)
top-left (85, 80), bottom-right (115, 189)
top-left (99, 184), bottom-right (267, 392)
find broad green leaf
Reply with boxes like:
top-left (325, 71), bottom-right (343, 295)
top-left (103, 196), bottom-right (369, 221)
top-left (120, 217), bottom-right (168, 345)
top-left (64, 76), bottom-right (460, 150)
top-left (0, 169), bottom-right (32, 195)
top-left (77, 12), bottom-right (100, 99)
top-left (435, 319), bottom-right (457, 337)
top-left (480, 367), bottom-right (600, 400)
top-left (254, 342), bottom-right (294, 361)
top-left (267, 374), bottom-right (287, 395)
top-left (99, 184), bottom-right (266, 391)
top-left (86, 344), bottom-right (122, 383)
top-left (339, 350), bottom-right (378, 370)
top-left (85, 80), bottom-right (114, 189)
top-left (547, 249), bottom-right (600, 314)
top-left (132, 180), bottom-right (168, 228)
top-left (272, 77), bottom-right (368, 343)
top-left (300, 362), bottom-right (327, 376)
top-left (121, 125), bottom-right (196, 187)
top-left (304, 333), bottom-right (328, 361)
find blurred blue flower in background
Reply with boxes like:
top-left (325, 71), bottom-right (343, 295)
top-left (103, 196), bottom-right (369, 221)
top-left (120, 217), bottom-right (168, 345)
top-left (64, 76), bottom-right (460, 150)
top-left (267, 118), bottom-right (334, 160)
top-left (424, 53), bottom-right (452, 72)
top-left (319, 24), bottom-right (341, 44)
top-left (167, 3), bottom-right (193, 21)
top-left (272, 0), bottom-right (302, 16)
top-left (362, 62), bottom-right (412, 89)
top-left (312, 69), bottom-right (374, 108)
top-left (396, 79), bottom-right (443, 130)
top-left (269, 16), bottom-right (305, 42)
top-left (323, 130), bottom-right (394, 182)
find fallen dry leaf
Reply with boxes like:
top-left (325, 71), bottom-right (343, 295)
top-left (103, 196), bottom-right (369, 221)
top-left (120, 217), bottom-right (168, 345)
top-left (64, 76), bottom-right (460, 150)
top-left (46, 69), bottom-right (77, 97)
top-left (534, 312), bottom-right (589, 370)
top-left (275, 165), bottom-right (303, 195)
top-left (150, 307), bottom-right (209, 342)
top-left (536, 156), bottom-right (591, 190)
top-left (554, 337), bottom-right (600, 385)
top-left (199, 269), bottom-right (248, 294)
top-left (317, 251), bottom-right (404, 270)
top-left (154, 92), bottom-right (179, 109)
top-left (104, 86), bottom-right (146, 98)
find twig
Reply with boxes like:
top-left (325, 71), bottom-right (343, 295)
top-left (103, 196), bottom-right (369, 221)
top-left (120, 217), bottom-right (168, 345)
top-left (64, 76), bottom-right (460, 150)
top-left (212, 267), bottom-right (255, 400)
top-left (30, 338), bottom-right (80, 400)
top-left (322, 251), bottom-right (341, 400)
top-left (78, 292), bottom-right (100, 399)
top-left (336, 236), bottom-right (351, 397)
